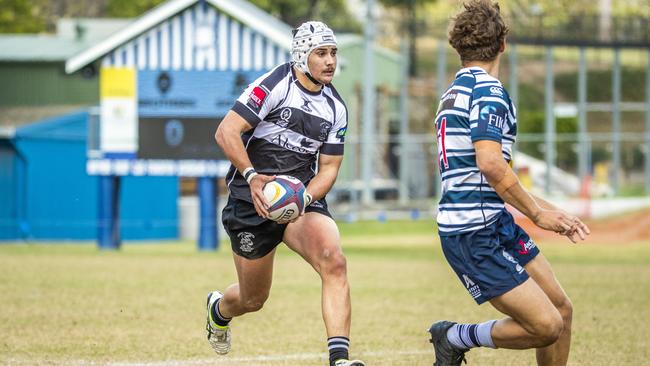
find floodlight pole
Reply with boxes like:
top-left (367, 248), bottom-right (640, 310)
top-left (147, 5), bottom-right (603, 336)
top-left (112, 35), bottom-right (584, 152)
top-left (645, 49), bottom-right (650, 194)
top-left (361, 0), bottom-right (377, 206)
top-left (398, 37), bottom-right (410, 205)
top-left (508, 44), bottom-right (519, 165)
top-left (435, 40), bottom-right (447, 198)
top-left (544, 46), bottom-right (556, 194)
top-left (612, 48), bottom-right (621, 195)
top-left (578, 47), bottom-right (589, 183)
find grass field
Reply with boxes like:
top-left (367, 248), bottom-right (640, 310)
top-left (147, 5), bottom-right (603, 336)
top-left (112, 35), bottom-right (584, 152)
top-left (1, 220), bottom-right (649, 365)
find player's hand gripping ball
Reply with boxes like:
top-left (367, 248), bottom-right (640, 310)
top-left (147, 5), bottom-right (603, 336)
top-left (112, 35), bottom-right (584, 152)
top-left (263, 175), bottom-right (308, 222)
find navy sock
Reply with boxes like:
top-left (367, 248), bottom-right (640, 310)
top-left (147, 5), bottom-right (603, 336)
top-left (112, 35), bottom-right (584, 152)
top-left (210, 299), bottom-right (231, 327)
top-left (328, 336), bottom-right (350, 366)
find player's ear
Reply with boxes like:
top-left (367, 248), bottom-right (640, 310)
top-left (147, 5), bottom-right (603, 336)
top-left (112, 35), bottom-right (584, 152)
top-left (499, 39), bottom-right (506, 53)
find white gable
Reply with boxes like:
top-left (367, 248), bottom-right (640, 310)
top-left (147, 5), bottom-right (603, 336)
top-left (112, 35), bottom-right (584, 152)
top-left (101, 2), bottom-right (288, 71)
top-left (66, 0), bottom-right (292, 73)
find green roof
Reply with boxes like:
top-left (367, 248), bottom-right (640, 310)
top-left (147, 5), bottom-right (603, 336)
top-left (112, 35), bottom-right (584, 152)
top-left (0, 35), bottom-right (93, 62)
top-left (0, 18), bottom-right (132, 62)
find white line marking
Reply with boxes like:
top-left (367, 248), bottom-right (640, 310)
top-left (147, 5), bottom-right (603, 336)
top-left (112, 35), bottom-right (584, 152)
top-left (5, 350), bottom-right (432, 365)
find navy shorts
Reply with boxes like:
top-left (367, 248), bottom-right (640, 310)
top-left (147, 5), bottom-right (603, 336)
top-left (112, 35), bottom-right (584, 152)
top-left (439, 210), bottom-right (540, 304)
top-left (221, 196), bottom-right (332, 259)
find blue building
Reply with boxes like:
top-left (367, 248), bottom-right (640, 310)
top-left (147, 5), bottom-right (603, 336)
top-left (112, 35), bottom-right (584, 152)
top-left (0, 111), bottom-right (177, 240)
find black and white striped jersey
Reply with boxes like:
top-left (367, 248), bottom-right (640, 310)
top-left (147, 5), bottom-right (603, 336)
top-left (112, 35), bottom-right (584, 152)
top-left (225, 62), bottom-right (348, 202)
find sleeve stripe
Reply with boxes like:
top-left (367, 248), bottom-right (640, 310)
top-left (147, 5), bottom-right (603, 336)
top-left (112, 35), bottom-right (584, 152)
top-left (320, 143), bottom-right (344, 155)
top-left (232, 101), bottom-right (262, 127)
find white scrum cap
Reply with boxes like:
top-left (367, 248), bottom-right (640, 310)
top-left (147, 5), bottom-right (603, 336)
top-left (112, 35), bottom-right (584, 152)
top-left (291, 21), bottom-right (337, 75)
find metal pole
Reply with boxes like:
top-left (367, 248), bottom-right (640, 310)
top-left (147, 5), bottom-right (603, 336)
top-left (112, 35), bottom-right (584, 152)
top-left (437, 40), bottom-right (447, 101)
top-left (398, 37), bottom-right (410, 205)
top-left (434, 39), bottom-right (447, 198)
top-left (544, 46), bottom-right (555, 194)
top-left (198, 177), bottom-right (218, 251)
top-left (645, 49), bottom-right (650, 194)
top-left (361, 0), bottom-right (376, 205)
top-left (508, 44), bottom-right (519, 163)
top-left (578, 47), bottom-right (589, 182)
top-left (612, 48), bottom-right (621, 194)
top-left (98, 175), bottom-right (121, 250)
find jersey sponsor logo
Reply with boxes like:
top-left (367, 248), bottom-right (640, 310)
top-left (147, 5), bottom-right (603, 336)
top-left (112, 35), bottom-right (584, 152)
top-left (462, 274), bottom-right (482, 299)
top-left (301, 97), bottom-right (313, 112)
top-left (335, 126), bottom-right (347, 142)
top-left (489, 86), bottom-right (504, 97)
top-left (300, 138), bottom-right (314, 148)
top-left (318, 121), bottom-right (332, 141)
top-left (437, 117), bottom-right (449, 170)
top-left (275, 108), bottom-right (292, 128)
top-left (517, 238), bottom-right (536, 254)
top-left (502, 250), bottom-right (524, 273)
top-left (271, 134), bottom-right (315, 154)
top-left (488, 113), bottom-right (505, 128)
top-left (479, 105), bottom-right (497, 120)
top-left (247, 86), bottom-right (268, 111)
top-left (280, 107), bottom-right (292, 121)
top-left (238, 232), bottom-right (255, 253)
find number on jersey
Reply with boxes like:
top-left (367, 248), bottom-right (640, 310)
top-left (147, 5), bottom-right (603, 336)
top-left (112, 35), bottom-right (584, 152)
top-left (436, 117), bottom-right (449, 172)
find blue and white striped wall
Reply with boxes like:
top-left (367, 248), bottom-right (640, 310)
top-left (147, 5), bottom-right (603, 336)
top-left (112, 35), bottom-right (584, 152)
top-left (101, 1), bottom-right (290, 71)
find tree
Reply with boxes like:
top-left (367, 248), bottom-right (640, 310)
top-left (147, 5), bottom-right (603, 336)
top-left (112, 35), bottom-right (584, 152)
top-left (379, 0), bottom-right (437, 77)
top-left (106, 0), bottom-right (166, 18)
top-left (0, 0), bottom-right (46, 33)
top-left (249, 0), bottom-right (359, 31)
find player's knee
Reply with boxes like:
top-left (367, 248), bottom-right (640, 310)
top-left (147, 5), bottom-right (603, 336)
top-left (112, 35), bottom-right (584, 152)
top-left (240, 294), bottom-right (267, 313)
top-left (533, 311), bottom-right (564, 346)
top-left (319, 248), bottom-right (347, 278)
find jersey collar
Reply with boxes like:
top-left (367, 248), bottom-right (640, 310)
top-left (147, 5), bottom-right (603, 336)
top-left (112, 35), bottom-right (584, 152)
top-left (291, 66), bottom-right (323, 96)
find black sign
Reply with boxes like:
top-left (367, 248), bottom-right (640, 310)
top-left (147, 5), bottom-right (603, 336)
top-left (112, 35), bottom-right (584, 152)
top-left (137, 117), bottom-right (226, 160)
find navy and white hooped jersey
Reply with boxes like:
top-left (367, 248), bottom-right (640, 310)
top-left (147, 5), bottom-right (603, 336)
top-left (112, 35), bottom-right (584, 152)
top-left (226, 62), bottom-right (348, 202)
top-left (434, 66), bottom-right (517, 236)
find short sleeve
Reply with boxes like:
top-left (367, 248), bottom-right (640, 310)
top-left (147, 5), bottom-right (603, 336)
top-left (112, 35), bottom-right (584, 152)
top-left (231, 64), bottom-right (290, 128)
top-left (319, 104), bottom-right (347, 156)
top-left (470, 89), bottom-right (510, 143)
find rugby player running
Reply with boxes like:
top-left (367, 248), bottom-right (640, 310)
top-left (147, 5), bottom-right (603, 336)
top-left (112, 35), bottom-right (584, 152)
top-left (206, 21), bottom-right (364, 366)
top-left (428, 1), bottom-right (590, 365)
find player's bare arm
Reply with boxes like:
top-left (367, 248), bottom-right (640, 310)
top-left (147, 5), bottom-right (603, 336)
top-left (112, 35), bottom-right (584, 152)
top-left (215, 110), bottom-right (274, 217)
top-left (306, 154), bottom-right (343, 203)
top-left (474, 139), bottom-right (586, 241)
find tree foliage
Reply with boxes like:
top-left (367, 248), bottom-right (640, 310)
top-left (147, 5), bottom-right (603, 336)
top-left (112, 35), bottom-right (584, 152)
top-left (105, 0), bottom-right (166, 18)
top-left (249, 0), bottom-right (359, 31)
top-left (0, 0), bottom-right (46, 33)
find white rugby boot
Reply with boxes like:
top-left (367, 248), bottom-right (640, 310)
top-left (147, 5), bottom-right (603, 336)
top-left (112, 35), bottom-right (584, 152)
top-left (205, 291), bottom-right (231, 355)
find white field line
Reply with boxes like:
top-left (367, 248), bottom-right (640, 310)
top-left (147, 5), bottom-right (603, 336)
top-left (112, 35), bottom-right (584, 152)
top-left (5, 349), bottom-right (432, 365)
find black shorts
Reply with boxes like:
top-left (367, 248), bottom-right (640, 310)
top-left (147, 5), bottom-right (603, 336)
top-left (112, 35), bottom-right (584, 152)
top-left (221, 196), bottom-right (332, 259)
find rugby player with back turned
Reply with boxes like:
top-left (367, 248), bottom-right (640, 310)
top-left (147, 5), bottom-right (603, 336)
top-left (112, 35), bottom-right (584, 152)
top-left (429, 1), bottom-right (590, 365)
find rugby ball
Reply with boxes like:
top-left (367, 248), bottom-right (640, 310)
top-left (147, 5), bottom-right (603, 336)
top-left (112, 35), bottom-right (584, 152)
top-left (263, 175), bottom-right (307, 222)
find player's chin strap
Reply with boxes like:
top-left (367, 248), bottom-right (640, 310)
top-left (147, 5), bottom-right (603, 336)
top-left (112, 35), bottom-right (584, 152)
top-left (305, 72), bottom-right (322, 86)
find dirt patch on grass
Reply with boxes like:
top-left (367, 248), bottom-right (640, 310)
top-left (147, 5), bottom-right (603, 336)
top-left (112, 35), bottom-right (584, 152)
top-left (514, 208), bottom-right (650, 244)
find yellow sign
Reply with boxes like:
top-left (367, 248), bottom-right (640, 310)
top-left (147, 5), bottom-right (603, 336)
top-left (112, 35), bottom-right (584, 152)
top-left (100, 67), bottom-right (136, 98)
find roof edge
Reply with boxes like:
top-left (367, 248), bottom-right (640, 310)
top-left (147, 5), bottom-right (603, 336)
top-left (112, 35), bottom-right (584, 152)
top-left (65, 0), bottom-right (195, 73)
top-left (65, 0), bottom-right (293, 74)
top-left (209, 0), bottom-right (292, 48)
